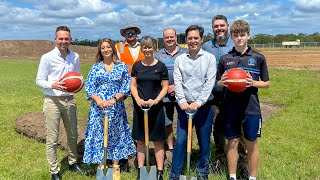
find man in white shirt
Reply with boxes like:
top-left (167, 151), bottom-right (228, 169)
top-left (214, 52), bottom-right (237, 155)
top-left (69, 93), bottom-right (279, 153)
top-left (170, 25), bottom-right (216, 180)
top-left (36, 26), bottom-right (87, 180)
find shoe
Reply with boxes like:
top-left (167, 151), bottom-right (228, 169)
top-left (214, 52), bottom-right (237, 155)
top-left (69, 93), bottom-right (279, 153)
top-left (237, 165), bottom-right (249, 180)
top-left (119, 159), bottom-right (130, 172)
top-left (69, 163), bottom-right (88, 175)
top-left (113, 164), bottom-right (121, 180)
top-left (51, 173), bottom-right (61, 180)
top-left (157, 170), bottom-right (163, 180)
top-left (229, 178), bottom-right (235, 180)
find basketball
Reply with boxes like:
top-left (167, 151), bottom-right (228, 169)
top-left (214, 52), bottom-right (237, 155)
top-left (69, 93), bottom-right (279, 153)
top-left (61, 71), bottom-right (84, 93)
top-left (226, 68), bottom-right (248, 93)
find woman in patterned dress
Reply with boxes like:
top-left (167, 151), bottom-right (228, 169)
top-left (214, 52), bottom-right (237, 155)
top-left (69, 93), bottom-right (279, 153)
top-left (130, 35), bottom-right (169, 180)
top-left (83, 38), bottom-right (136, 178)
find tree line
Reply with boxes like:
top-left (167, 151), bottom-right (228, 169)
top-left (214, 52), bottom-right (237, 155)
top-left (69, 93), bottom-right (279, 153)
top-left (72, 32), bottom-right (320, 47)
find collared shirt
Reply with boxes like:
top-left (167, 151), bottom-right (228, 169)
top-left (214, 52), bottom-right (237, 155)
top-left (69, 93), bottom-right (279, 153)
top-left (173, 48), bottom-right (216, 107)
top-left (202, 35), bottom-right (234, 64)
top-left (217, 46), bottom-right (269, 115)
top-left (36, 47), bottom-right (80, 96)
top-left (202, 35), bottom-right (234, 96)
top-left (116, 41), bottom-right (141, 62)
top-left (155, 46), bottom-right (187, 102)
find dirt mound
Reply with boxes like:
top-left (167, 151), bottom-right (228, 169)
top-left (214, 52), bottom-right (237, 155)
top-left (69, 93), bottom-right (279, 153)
top-left (14, 112), bottom-right (171, 169)
top-left (15, 112), bottom-right (86, 161)
top-left (0, 40), bottom-right (96, 62)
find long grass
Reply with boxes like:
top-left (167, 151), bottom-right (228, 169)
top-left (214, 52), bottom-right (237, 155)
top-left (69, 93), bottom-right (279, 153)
top-left (0, 60), bottom-right (319, 179)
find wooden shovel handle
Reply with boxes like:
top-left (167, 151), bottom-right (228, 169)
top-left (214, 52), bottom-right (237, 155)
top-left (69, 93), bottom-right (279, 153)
top-left (104, 112), bottom-right (109, 148)
top-left (187, 117), bottom-right (192, 153)
top-left (144, 110), bottom-right (149, 146)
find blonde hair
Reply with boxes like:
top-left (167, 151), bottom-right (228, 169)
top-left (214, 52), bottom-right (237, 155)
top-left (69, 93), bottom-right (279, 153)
top-left (140, 35), bottom-right (157, 49)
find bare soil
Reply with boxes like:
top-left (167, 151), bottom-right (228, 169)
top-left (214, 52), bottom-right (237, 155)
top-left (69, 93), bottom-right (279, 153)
top-left (263, 50), bottom-right (320, 70)
top-left (0, 40), bottom-right (96, 61)
top-left (1, 40), bottom-right (320, 69)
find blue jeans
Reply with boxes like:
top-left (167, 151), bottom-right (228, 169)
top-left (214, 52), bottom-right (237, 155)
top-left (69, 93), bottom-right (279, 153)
top-left (170, 103), bottom-right (214, 179)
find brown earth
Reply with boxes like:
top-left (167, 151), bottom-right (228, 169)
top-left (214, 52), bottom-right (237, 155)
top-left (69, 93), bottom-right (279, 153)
top-left (263, 50), bottom-right (320, 70)
top-left (1, 40), bottom-right (320, 69)
top-left (0, 40), bottom-right (96, 62)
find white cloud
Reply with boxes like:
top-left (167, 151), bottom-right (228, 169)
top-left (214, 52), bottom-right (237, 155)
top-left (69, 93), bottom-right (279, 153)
top-left (128, 5), bottom-right (160, 16)
top-left (95, 12), bottom-right (121, 24)
top-left (35, 0), bottom-right (115, 18)
top-left (75, 17), bottom-right (94, 25)
top-left (291, 0), bottom-right (320, 11)
top-left (0, 0), bottom-right (320, 40)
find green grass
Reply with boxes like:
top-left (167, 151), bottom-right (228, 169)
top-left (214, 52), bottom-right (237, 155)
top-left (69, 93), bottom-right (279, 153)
top-left (0, 60), bottom-right (319, 179)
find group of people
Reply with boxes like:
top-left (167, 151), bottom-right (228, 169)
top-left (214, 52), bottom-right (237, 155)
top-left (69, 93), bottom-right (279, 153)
top-left (36, 14), bottom-right (270, 180)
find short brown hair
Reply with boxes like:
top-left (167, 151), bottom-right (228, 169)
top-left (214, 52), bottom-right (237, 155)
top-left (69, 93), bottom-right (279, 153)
top-left (55, 26), bottom-right (71, 36)
top-left (230, 20), bottom-right (250, 35)
top-left (212, 15), bottom-right (228, 24)
top-left (185, 25), bottom-right (204, 38)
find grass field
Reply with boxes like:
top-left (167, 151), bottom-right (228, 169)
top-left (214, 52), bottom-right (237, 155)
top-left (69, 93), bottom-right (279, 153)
top-left (0, 60), bottom-right (319, 180)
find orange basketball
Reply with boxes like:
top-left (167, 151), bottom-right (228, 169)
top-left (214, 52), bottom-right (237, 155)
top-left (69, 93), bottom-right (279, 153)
top-left (226, 68), bottom-right (248, 93)
top-left (61, 71), bottom-right (84, 93)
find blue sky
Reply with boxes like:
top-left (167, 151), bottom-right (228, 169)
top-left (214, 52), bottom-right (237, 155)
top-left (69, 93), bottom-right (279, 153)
top-left (1, 0), bottom-right (319, 41)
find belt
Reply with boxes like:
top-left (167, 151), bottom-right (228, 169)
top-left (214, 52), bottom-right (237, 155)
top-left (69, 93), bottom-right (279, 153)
top-left (45, 95), bottom-right (74, 101)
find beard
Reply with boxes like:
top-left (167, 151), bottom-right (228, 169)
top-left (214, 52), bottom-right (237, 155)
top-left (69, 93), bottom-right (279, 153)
top-left (213, 30), bottom-right (228, 41)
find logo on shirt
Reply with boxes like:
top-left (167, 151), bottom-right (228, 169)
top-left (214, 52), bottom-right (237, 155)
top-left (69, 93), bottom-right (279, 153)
top-left (226, 61), bottom-right (235, 66)
top-left (248, 58), bottom-right (256, 66)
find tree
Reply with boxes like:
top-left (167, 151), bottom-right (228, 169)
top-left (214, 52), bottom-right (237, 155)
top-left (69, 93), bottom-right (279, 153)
top-left (253, 34), bottom-right (274, 44)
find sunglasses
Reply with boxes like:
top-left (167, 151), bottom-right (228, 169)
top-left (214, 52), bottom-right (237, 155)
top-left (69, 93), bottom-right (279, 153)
top-left (124, 30), bottom-right (136, 36)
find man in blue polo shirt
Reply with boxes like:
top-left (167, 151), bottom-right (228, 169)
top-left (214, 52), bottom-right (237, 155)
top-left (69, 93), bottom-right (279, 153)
top-left (202, 15), bottom-right (249, 178)
top-left (154, 28), bottom-right (187, 152)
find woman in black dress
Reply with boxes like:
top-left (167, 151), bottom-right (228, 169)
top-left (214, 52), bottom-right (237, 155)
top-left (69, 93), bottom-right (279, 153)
top-left (130, 35), bottom-right (169, 180)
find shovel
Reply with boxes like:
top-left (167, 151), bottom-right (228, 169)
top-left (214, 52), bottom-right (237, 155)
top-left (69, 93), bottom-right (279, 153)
top-left (179, 110), bottom-right (197, 180)
top-left (139, 106), bottom-right (157, 180)
top-left (97, 109), bottom-right (113, 180)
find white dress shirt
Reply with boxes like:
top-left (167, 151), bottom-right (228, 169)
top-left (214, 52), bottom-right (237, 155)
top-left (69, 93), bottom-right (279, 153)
top-left (174, 48), bottom-right (216, 107)
top-left (36, 47), bottom-right (80, 96)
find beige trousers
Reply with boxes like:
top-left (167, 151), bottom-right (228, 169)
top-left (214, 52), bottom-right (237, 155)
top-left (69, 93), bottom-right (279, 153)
top-left (43, 95), bottom-right (78, 174)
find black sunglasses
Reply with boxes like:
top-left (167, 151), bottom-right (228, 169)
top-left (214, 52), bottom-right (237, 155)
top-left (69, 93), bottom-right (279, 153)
top-left (125, 30), bottom-right (136, 36)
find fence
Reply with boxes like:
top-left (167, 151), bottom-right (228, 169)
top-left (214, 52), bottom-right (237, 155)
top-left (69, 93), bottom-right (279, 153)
top-left (251, 42), bottom-right (320, 49)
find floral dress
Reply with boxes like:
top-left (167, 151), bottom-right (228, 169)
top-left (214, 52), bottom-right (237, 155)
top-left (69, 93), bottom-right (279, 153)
top-left (83, 61), bottom-right (136, 164)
